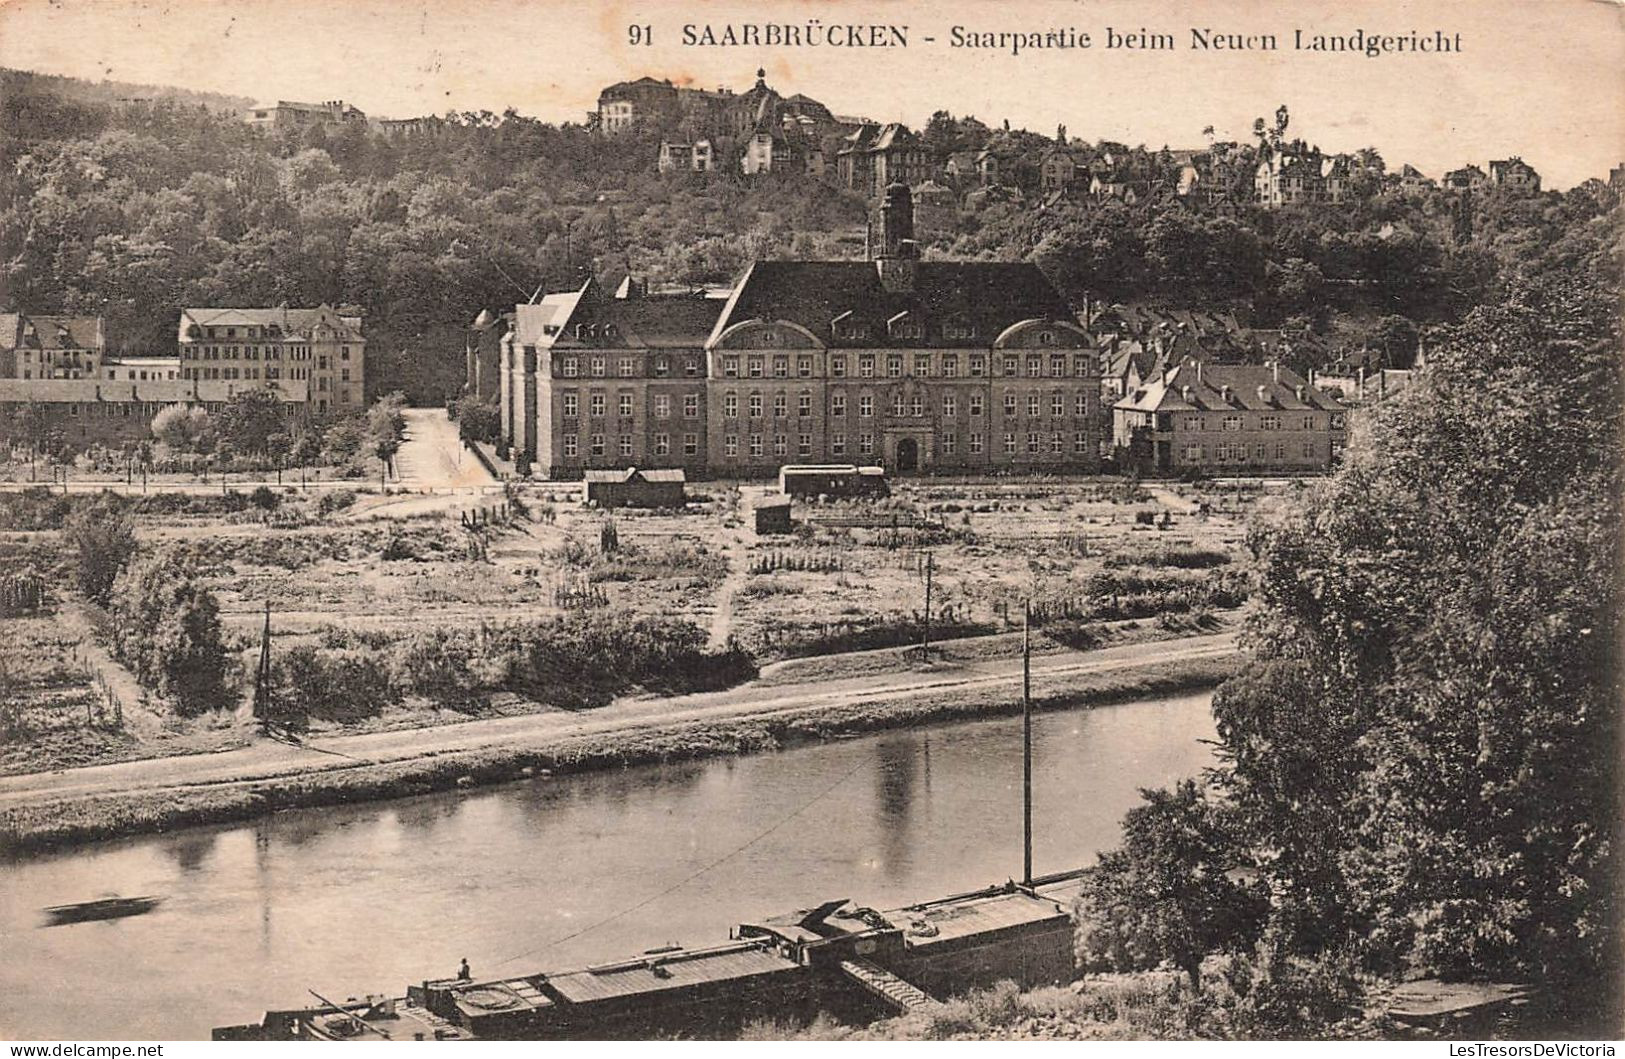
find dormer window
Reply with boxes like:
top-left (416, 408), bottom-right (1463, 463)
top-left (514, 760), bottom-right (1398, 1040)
top-left (543, 324), bottom-right (559, 336)
top-left (653, 355), bottom-right (670, 376)
top-left (887, 312), bottom-right (923, 341)
top-left (831, 311), bottom-right (869, 341)
top-left (942, 321), bottom-right (976, 341)
top-left (1037, 330), bottom-right (1056, 346)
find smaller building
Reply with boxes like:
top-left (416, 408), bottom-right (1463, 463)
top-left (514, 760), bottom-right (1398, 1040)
top-left (778, 464), bottom-right (887, 499)
top-left (1488, 157), bottom-right (1541, 193)
top-left (1113, 360), bottom-right (1348, 475)
top-left (658, 139), bottom-right (714, 173)
top-left (754, 495), bottom-right (793, 535)
top-left (243, 100), bottom-right (366, 129)
top-left (102, 356), bottom-right (180, 382)
top-left (583, 467), bottom-right (687, 508)
top-left (1443, 164), bottom-right (1488, 192)
top-left (0, 314), bottom-right (105, 379)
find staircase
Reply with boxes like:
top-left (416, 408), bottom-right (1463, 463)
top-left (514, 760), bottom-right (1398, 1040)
top-left (836, 959), bottom-right (936, 1013)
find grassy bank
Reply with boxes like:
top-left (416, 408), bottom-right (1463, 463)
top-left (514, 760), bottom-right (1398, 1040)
top-left (0, 654), bottom-right (1234, 854)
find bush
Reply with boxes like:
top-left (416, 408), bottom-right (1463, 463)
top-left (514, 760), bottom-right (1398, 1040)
top-left (272, 646), bottom-right (397, 726)
top-left (250, 485), bottom-right (281, 511)
top-left (316, 489), bottom-right (358, 516)
top-left (108, 553), bottom-right (234, 716)
top-left (64, 497), bottom-right (137, 606)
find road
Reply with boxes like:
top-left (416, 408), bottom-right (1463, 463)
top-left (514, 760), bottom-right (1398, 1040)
top-left (0, 632), bottom-right (1237, 810)
top-left (392, 407), bottom-right (496, 490)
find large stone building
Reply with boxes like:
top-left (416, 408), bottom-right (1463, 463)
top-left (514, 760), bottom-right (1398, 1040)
top-left (1113, 360), bottom-right (1348, 474)
top-left (177, 306), bottom-right (365, 414)
top-left (0, 314), bottom-right (106, 379)
top-left (495, 185), bottom-right (1102, 479)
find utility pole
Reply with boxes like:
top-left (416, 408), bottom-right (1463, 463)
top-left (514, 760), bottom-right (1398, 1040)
top-left (252, 600), bottom-right (273, 734)
top-left (920, 551), bottom-right (934, 664)
top-left (1022, 598), bottom-right (1033, 887)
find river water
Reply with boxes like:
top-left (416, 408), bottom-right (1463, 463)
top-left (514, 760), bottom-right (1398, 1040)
top-left (0, 692), bottom-right (1216, 1040)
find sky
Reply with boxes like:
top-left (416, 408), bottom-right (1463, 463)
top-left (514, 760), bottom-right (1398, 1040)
top-left (1, 0), bottom-right (1622, 187)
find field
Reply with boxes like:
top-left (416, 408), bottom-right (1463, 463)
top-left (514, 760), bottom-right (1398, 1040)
top-left (0, 474), bottom-right (1287, 780)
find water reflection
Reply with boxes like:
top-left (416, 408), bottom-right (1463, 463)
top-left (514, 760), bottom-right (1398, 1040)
top-left (0, 692), bottom-right (1216, 1040)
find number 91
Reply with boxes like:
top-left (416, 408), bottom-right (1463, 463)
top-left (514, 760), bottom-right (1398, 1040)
top-left (628, 24), bottom-right (652, 46)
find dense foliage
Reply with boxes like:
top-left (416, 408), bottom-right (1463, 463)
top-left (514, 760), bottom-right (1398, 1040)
top-left (6, 69), bottom-right (1621, 403)
top-left (108, 553), bottom-right (234, 716)
top-left (1079, 264), bottom-right (1622, 1030)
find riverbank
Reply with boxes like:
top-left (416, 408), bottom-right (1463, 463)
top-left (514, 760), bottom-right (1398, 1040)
top-left (0, 652), bottom-right (1235, 854)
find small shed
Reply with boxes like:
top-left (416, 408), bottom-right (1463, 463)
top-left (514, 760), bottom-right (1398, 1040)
top-left (754, 496), bottom-right (793, 535)
top-left (778, 464), bottom-right (888, 499)
top-left (583, 467), bottom-right (686, 509)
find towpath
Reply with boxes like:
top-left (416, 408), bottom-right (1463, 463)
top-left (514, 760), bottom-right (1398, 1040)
top-left (0, 631), bottom-right (1237, 810)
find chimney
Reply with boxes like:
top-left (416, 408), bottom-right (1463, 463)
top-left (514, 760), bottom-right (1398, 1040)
top-left (1180, 385), bottom-right (1192, 403)
top-left (1195, 360), bottom-right (1203, 385)
top-left (1271, 360), bottom-right (1280, 384)
top-left (873, 183), bottom-right (917, 294)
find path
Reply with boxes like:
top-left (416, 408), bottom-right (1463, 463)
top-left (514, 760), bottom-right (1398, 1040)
top-left (392, 408), bottom-right (496, 490)
top-left (0, 632), bottom-right (1238, 809)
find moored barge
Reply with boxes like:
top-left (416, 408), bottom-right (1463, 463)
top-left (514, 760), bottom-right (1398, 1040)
top-left (214, 877), bottom-right (1078, 1040)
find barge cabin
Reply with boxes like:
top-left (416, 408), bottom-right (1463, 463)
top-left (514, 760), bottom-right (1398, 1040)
top-left (213, 880), bottom-right (1074, 1040)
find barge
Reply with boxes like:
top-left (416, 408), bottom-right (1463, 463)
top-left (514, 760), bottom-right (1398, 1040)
top-left (214, 877), bottom-right (1078, 1040)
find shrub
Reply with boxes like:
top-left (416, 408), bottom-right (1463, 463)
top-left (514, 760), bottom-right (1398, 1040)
top-left (316, 489), bottom-right (358, 516)
top-left (273, 646), bottom-right (397, 725)
top-left (249, 485), bottom-right (281, 511)
top-left (64, 496), bottom-right (137, 606)
top-left (108, 554), bottom-right (234, 716)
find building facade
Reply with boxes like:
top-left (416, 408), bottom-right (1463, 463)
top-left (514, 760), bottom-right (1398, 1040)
top-left (498, 185), bottom-right (1102, 480)
top-left (243, 100), bottom-right (367, 130)
top-left (1113, 360), bottom-right (1348, 474)
top-left (0, 314), bottom-right (105, 379)
top-left (177, 306), bottom-right (366, 414)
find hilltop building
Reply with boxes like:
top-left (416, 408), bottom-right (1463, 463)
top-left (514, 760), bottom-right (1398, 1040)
top-left (493, 184), bottom-right (1101, 479)
top-left (243, 100), bottom-right (366, 129)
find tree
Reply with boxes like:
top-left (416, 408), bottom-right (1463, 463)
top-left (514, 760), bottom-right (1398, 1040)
top-left (216, 388), bottom-right (286, 456)
top-left (1212, 276), bottom-right (1621, 1019)
top-left (1077, 780), bottom-right (1266, 990)
top-left (64, 496), bottom-right (137, 606)
top-left (449, 395), bottom-right (500, 444)
top-left (110, 553), bottom-right (234, 716)
top-left (151, 404), bottom-right (211, 453)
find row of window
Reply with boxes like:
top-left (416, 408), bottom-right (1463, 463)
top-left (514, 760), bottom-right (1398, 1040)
top-left (183, 345), bottom-right (349, 361)
top-left (560, 393), bottom-right (703, 418)
top-left (707, 431), bottom-right (1096, 460)
top-left (556, 354), bottom-right (702, 378)
top-left (1181, 413), bottom-right (1342, 432)
top-left (714, 391), bottom-right (1096, 419)
top-left (183, 366), bottom-right (346, 383)
top-left (561, 433), bottom-right (702, 459)
top-left (718, 352), bottom-right (1094, 380)
top-left (1186, 441), bottom-right (1320, 461)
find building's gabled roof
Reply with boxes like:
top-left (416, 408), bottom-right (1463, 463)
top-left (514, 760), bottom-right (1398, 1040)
top-left (706, 260), bottom-right (1075, 349)
top-left (583, 467), bottom-right (686, 484)
top-left (510, 284), bottom-right (589, 349)
top-left (5, 315), bottom-right (105, 351)
top-left (1116, 361), bottom-right (1346, 414)
top-left (181, 306), bottom-right (362, 338)
top-left (868, 123), bottom-right (915, 153)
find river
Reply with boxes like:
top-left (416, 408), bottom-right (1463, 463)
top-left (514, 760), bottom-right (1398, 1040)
top-left (0, 691), bottom-right (1216, 1040)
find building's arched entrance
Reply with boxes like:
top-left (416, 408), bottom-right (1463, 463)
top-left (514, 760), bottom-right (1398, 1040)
top-left (895, 437), bottom-right (919, 473)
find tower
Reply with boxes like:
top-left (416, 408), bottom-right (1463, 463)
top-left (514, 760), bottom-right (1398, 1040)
top-left (873, 182), bottom-right (917, 294)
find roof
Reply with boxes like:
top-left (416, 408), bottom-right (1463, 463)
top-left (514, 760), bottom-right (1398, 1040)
top-left (511, 288), bottom-right (587, 349)
top-left (583, 467), bottom-right (686, 484)
top-left (181, 306), bottom-right (362, 338)
top-left (882, 890), bottom-right (1070, 949)
top-left (707, 260), bottom-right (1075, 349)
top-left (0, 378), bottom-right (304, 404)
top-left (544, 941), bottom-right (799, 1005)
top-left (4, 315), bottom-right (104, 351)
top-left (1115, 362), bottom-right (1347, 414)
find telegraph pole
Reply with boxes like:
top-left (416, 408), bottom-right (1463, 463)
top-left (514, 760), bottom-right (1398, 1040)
top-left (920, 551), bottom-right (934, 664)
top-left (253, 600), bottom-right (273, 734)
top-left (1022, 599), bottom-right (1033, 886)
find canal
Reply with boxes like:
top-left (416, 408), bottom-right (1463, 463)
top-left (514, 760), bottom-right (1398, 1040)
top-left (0, 691), bottom-right (1217, 1040)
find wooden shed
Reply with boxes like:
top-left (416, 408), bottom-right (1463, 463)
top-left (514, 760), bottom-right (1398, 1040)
top-left (754, 496), bottom-right (793, 535)
top-left (582, 468), bottom-right (687, 509)
top-left (778, 464), bottom-right (888, 499)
